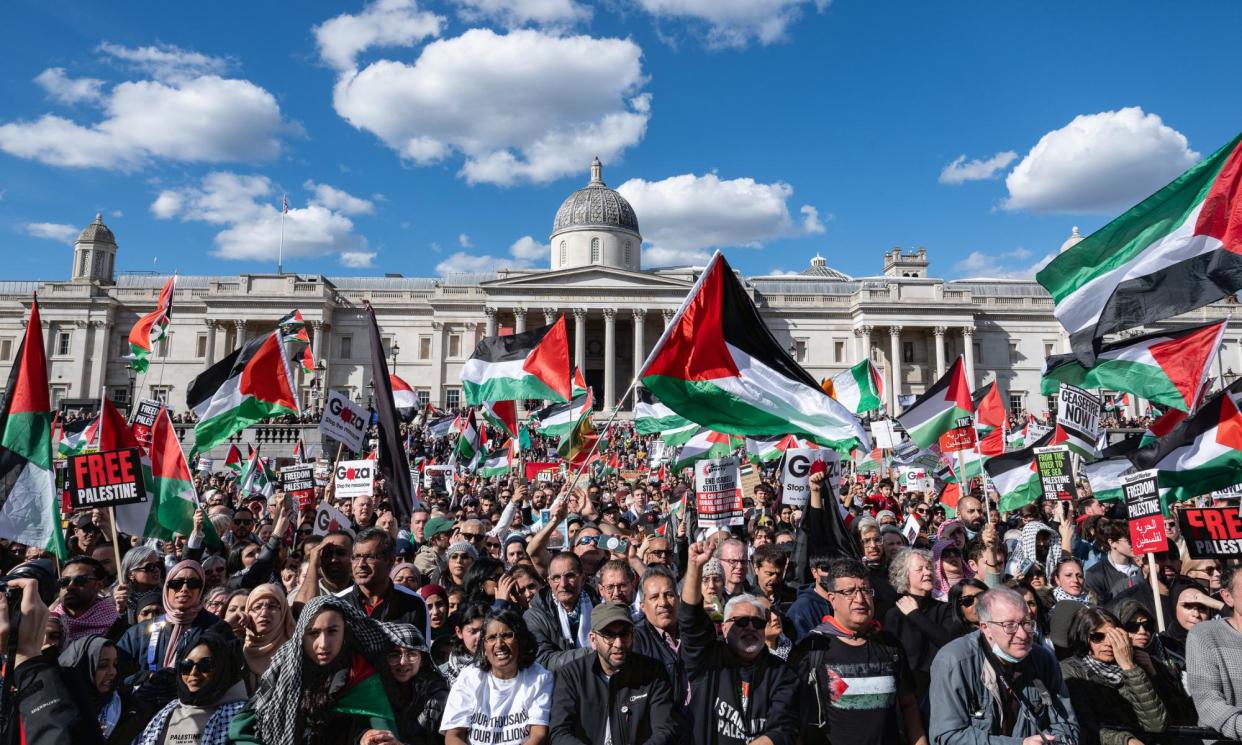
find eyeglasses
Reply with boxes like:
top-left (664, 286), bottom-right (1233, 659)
top-left (1123, 619), bottom-right (1156, 633)
top-left (829, 586), bottom-right (875, 599)
top-left (250, 600), bottom-right (281, 613)
top-left (575, 536), bottom-right (600, 546)
top-left (726, 615), bottom-right (767, 630)
top-left (167, 577), bottom-right (204, 591)
top-left (58, 575), bottom-right (95, 588)
top-left (460, 532), bottom-right (485, 542)
top-left (599, 583), bottom-right (631, 595)
top-left (387, 649), bottom-right (421, 663)
top-left (958, 595), bottom-right (979, 608)
top-left (990, 619), bottom-right (1036, 636)
top-left (351, 553), bottom-right (385, 564)
top-left (177, 657), bottom-right (214, 675)
top-left (484, 630), bottom-right (516, 645)
top-left (134, 562), bottom-right (162, 574)
top-left (233, 518), bottom-right (254, 526)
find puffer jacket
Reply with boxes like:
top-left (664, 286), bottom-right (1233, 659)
top-left (1059, 657), bottom-right (1166, 745)
top-left (522, 585), bottom-right (598, 671)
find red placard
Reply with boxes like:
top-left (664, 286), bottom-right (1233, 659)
top-left (525, 461), bottom-right (559, 481)
top-left (938, 425), bottom-right (977, 453)
top-left (1179, 507), bottom-right (1242, 558)
top-left (1123, 471), bottom-right (1168, 555)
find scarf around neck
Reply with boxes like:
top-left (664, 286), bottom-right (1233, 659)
top-left (50, 596), bottom-right (118, 642)
top-left (243, 583), bottom-right (293, 675)
top-left (1081, 655), bottom-right (1124, 685)
top-left (163, 560), bottom-right (206, 669)
top-left (556, 591), bottom-right (593, 649)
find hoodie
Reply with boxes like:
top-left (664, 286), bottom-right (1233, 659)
top-left (786, 584), bottom-right (832, 643)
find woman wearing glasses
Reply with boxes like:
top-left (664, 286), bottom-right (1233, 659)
top-left (242, 583), bottom-right (293, 690)
top-left (134, 630), bottom-right (247, 745)
top-left (114, 545), bottom-right (164, 619)
top-left (1060, 607), bottom-right (1167, 745)
top-left (119, 559), bottom-right (227, 688)
top-left (947, 578), bottom-right (989, 637)
top-left (381, 622), bottom-right (450, 745)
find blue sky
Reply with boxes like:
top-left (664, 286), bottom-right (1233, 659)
top-left (2, 0), bottom-right (1239, 282)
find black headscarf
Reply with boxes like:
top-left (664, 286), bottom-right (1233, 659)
top-left (128, 588), bottom-right (163, 625)
top-left (176, 630), bottom-right (244, 707)
top-left (58, 635), bottom-right (115, 713)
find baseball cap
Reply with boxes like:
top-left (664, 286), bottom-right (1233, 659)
top-left (590, 602), bottom-right (635, 633)
top-left (424, 517), bottom-right (455, 539)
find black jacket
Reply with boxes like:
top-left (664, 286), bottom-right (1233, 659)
top-left (1084, 560), bottom-right (1138, 605)
top-left (631, 618), bottom-right (687, 712)
top-left (337, 582), bottom-right (430, 640)
top-left (549, 650), bottom-right (683, 745)
top-left (13, 656), bottom-right (107, 745)
top-left (523, 586), bottom-right (598, 671)
top-left (882, 594), bottom-right (955, 701)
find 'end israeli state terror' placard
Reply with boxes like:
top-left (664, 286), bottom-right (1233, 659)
top-left (1034, 446), bottom-right (1074, 500)
top-left (695, 455), bottom-right (743, 528)
top-left (1123, 469), bottom-right (1167, 555)
top-left (67, 448), bottom-right (147, 509)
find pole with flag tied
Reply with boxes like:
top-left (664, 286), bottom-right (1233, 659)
top-left (365, 302), bottom-right (413, 524)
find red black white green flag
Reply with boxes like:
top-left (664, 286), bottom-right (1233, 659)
top-left (983, 430), bottom-right (1055, 512)
top-left (390, 373), bottom-right (419, 423)
top-left (224, 444), bottom-right (244, 475)
top-left (462, 317), bottom-right (572, 405)
top-left (127, 275), bottom-right (175, 373)
top-left (277, 309), bottom-right (315, 374)
top-left (973, 382), bottom-right (1008, 436)
top-left (897, 356), bottom-right (974, 449)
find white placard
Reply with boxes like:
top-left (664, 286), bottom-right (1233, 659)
top-left (779, 448), bottom-right (840, 508)
top-left (313, 500), bottom-right (355, 537)
top-left (334, 459), bottom-right (375, 499)
top-left (319, 390), bottom-right (368, 453)
top-left (871, 420), bottom-right (898, 450)
top-left (694, 455), bottom-right (743, 528)
top-left (901, 515), bottom-right (921, 544)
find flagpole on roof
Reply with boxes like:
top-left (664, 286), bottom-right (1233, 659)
top-left (278, 193), bottom-right (288, 275)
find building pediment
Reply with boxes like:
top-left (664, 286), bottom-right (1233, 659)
top-left (482, 265), bottom-right (693, 291)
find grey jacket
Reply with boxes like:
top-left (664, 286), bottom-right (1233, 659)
top-left (929, 631), bottom-right (1080, 745)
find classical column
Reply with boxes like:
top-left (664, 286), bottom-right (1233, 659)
top-left (888, 326), bottom-right (902, 411)
top-left (603, 308), bottom-right (616, 409)
top-left (662, 309), bottom-right (674, 329)
top-left (232, 320), bottom-right (247, 350)
top-left (632, 308), bottom-right (646, 401)
top-left (513, 307), bottom-right (526, 334)
top-left (88, 320), bottom-right (110, 395)
top-left (573, 308), bottom-right (587, 371)
top-left (962, 327), bottom-right (976, 386)
top-left (543, 307), bottom-right (557, 326)
top-left (204, 320), bottom-right (218, 365)
top-left (430, 321), bottom-right (446, 406)
top-left (73, 320), bottom-right (91, 395)
top-left (484, 307), bottom-right (497, 337)
top-left (933, 326), bottom-right (947, 379)
top-left (856, 325), bottom-right (873, 365)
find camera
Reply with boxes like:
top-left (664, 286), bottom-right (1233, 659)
top-left (0, 559), bottom-right (57, 606)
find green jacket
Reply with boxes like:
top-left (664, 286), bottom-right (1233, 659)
top-left (226, 701), bottom-right (392, 745)
top-left (1059, 657), bottom-right (1167, 745)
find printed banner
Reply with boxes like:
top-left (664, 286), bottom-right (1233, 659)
top-left (1123, 470), bottom-right (1167, 555)
top-left (695, 455), bottom-right (743, 528)
top-left (320, 390), bottom-right (368, 453)
top-left (66, 448), bottom-right (147, 509)
top-left (780, 448), bottom-right (839, 508)
top-left (938, 421), bottom-right (977, 453)
top-left (1057, 384), bottom-right (1101, 458)
top-left (1035, 446), bottom-right (1074, 500)
top-left (130, 399), bottom-right (163, 451)
top-left (334, 459), bottom-right (375, 499)
top-left (1179, 507), bottom-right (1242, 559)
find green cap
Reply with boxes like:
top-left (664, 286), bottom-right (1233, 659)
top-left (424, 516), bottom-right (455, 539)
top-left (590, 602), bottom-right (635, 633)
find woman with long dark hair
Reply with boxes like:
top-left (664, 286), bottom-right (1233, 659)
top-left (438, 602), bottom-right (489, 686)
top-left (381, 622), bottom-right (450, 745)
top-left (1110, 598), bottom-right (1196, 725)
top-left (947, 578), bottom-right (988, 637)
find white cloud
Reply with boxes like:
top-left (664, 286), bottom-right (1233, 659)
top-left (326, 27), bottom-right (651, 185)
top-left (636, 0), bottom-right (829, 48)
top-left (509, 235), bottom-right (544, 262)
top-left (938, 150), bottom-right (1017, 185)
top-left (150, 172), bottom-right (369, 264)
top-left (340, 251), bottom-right (378, 267)
top-left (34, 68), bottom-right (105, 105)
top-left (314, 0), bottom-right (445, 72)
top-left (435, 234), bottom-right (546, 275)
top-left (436, 251), bottom-right (500, 275)
top-left (1003, 107), bottom-right (1199, 213)
top-left (450, 0), bottom-right (590, 27)
top-left (305, 180), bottom-right (375, 215)
top-left (23, 222), bottom-right (78, 243)
top-left (615, 172), bottom-right (824, 267)
top-left (950, 247), bottom-right (1054, 279)
top-left (458, 233), bottom-right (474, 248)
top-left (97, 42), bottom-right (232, 82)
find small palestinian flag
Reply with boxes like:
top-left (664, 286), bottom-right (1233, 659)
top-left (823, 359), bottom-right (885, 415)
top-left (390, 373), bottom-right (419, 422)
top-left (1038, 133), bottom-right (1242, 366)
top-left (224, 444), bottom-right (244, 476)
top-left (240, 447), bottom-right (275, 498)
top-left (1140, 406), bottom-right (1188, 447)
top-left (463, 317), bottom-right (572, 405)
top-left (984, 430), bottom-right (1055, 512)
top-left (973, 382), bottom-right (1008, 436)
top-left (745, 434), bottom-right (812, 465)
top-left (1041, 321), bottom-right (1224, 413)
top-left (188, 327), bottom-right (300, 454)
top-left (426, 414), bottom-right (457, 440)
top-left (452, 415), bottom-right (481, 467)
top-left (481, 400), bottom-right (519, 439)
top-left (1082, 437), bottom-right (1140, 503)
top-left (0, 296), bottom-right (67, 559)
top-left (531, 394), bottom-right (591, 438)
top-left (58, 414), bottom-right (100, 457)
top-left (634, 389), bottom-right (693, 435)
top-left (126, 275), bottom-right (175, 373)
top-left (641, 251), bottom-right (867, 451)
top-left (854, 447), bottom-right (882, 474)
top-left (571, 366), bottom-right (589, 398)
top-left (672, 428), bottom-right (741, 471)
top-left (292, 438), bottom-right (305, 462)
top-left (557, 396), bottom-right (596, 464)
top-left (277, 309), bottom-right (315, 374)
top-left (477, 444), bottom-right (513, 478)
top-left (897, 356), bottom-right (974, 449)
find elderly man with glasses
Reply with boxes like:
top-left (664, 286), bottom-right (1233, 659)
top-left (929, 586), bottom-right (1080, 745)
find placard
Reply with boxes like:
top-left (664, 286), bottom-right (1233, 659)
top-left (1123, 469), bottom-right (1167, 554)
top-left (130, 399), bottom-right (163, 450)
top-left (780, 448), bottom-right (839, 508)
top-left (1027, 421), bottom-right (1053, 442)
top-left (196, 457), bottom-right (213, 473)
top-left (313, 500), bottom-right (355, 537)
top-left (1178, 507), bottom-right (1242, 558)
top-left (1210, 482), bottom-right (1242, 500)
top-left (66, 448), bottom-right (147, 509)
top-left (334, 459), bottom-right (375, 499)
top-left (524, 461), bottom-right (559, 482)
top-left (281, 465), bottom-right (315, 494)
top-left (871, 420), bottom-right (898, 450)
top-left (1056, 384), bottom-right (1101, 457)
top-left (695, 455), bottom-right (743, 528)
top-left (1034, 446), bottom-right (1073, 500)
top-left (647, 440), bottom-right (666, 464)
top-left (320, 390), bottom-right (368, 453)
top-left (938, 421), bottom-right (977, 453)
top-left (892, 441), bottom-right (919, 462)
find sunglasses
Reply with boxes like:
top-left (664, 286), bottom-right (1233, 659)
top-left (177, 657), bottom-right (215, 675)
top-left (134, 562), bottom-right (162, 574)
top-left (1123, 619), bottom-right (1156, 633)
top-left (958, 594), bottom-right (979, 608)
top-left (576, 535), bottom-right (600, 546)
top-left (1088, 631), bottom-right (1109, 644)
top-left (460, 533), bottom-right (485, 541)
top-left (58, 575), bottom-right (95, 588)
top-left (167, 577), bottom-right (204, 592)
top-left (727, 616), bottom-right (767, 630)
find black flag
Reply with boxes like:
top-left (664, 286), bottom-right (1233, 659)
top-left (365, 302), bottom-right (413, 524)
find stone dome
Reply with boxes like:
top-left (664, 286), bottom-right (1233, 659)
top-left (1059, 226), bottom-right (1083, 253)
top-left (800, 253), bottom-right (851, 280)
top-left (550, 158), bottom-right (640, 238)
top-left (77, 213), bottom-right (116, 245)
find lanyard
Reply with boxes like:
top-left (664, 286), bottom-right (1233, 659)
top-left (146, 617), bottom-right (166, 672)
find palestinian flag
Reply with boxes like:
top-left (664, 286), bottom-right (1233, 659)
top-left (1140, 406), bottom-right (1188, 447)
top-left (333, 657), bottom-right (397, 729)
top-left (531, 394), bottom-right (590, 438)
top-left (292, 438), bottom-right (306, 462)
top-left (939, 482), bottom-right (961, 518)
top-left (1105, 393), bottom-right (1131, 414)
top-left (661, 421), bottom-right (699, 447)
top-left (277, 309), bottom-right (315, 374)
top-left (390, 373), bottom-right (419, 422)
top-left (452, 415), bottom-right (481, 467)
top-left (1037, 133), bottom-right (1242, 366)
top-left (640, 251), bottom-right (868, 450)
top-left (672, 428), bottom-right (741, 471)
top-left (984, 430), bottom-right (1055, 512)
top-left (188, 328), bottom-right (300, 455)
top-left (463, 317), bottom-right (572, 405)
top-left (745, 434), bottom-right (812, 465)
top-left (946, 447), bottom-right (984, 485)
top-left (854, 447), bottom-right (882, 474)
top-left (126, 275), bottom-right (175, 373)
top-left (978, 427), bottom-right (1006, 457)
top-left (518, 424), bottom-right (533, 452)
top-left (557, 402), bottom-right (596, 466)
top-left (897, 356), bottom-right (974, 449)
top-left (1007, 419), bottom-right (1028, 450)
top-left (224, 444), bottom-right (244, 476)
top-left (477, 445), bottom-right (512, 478)
top-left (571, 367), bottom-right (589, 398)
top-left (426, 414), bottom-right (457, 440)
top-left (239, 447), bottom-right (275, 498)
top-left (0, 297), bottom-right (67, 559)
top-left (58, 415), bottom-right (100, 457)
top-left (823, 359), bottom-right (885, 415)
top-left (1041, 321), bottom-right (1224, 413)
top-left (1082, 437), bottom-right (1139, 502)
top-left (973, 382), bottom-right (1008, 436)
top-left (481, 400), bottom-right (519, 439)
top-left (123, 406), bottom-right (220, 545)
top-left (634, 389), bottom-right (693, 435)
top-left (1129, 380), bottom-right (1242, 508)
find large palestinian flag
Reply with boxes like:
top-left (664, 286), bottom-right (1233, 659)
top-left (1038, 133), bottom-right (1242, 366)
top-left (126, 275), bottom-right (175, 373)
top-left (634, 389), bottom-right (693, 435)
top-left (187, 329), bottom-right (300, 454)
top-left (672, 428), bottom-right (742, 471)
top-left (1129, 380), bottom-right (1242, 508)
top-left (1041, 321), bottom-right (1224, 413)
top-left (897, 356), bottom-right (974, 449)
top-left (984, 430), bottom-right (1055, 512)
top-left (660, 421), bottom-right (699, 447)
top-left (390, 373), bottom-right (419, 422)
top-left (640, 252), bottom-right (867, 450)
top-left (462, 317), bottom-right (572, 405)
top-left (531, 394), bottom-right (591, 438)
top-left (0, 297), bottom-right (67, 558)
top-left (823, 359), bottom-right (885, 415)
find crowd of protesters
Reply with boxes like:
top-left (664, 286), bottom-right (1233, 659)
top-left (3, 420), bottom-right (1242, 745)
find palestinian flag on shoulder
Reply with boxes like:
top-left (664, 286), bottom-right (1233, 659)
top-left (984, 429), bottom-right (1055, 512)
top-left (640, 251), bottom-right (868, 451)
top-left (223, 444), bottom-right (244, 476)
top-left (188, 327), bottom-right (300, 455)
top-left (1038, 132), bottom-right (1242, 366)
top-left (126, 275), bottom-right (175, 373)
top-left (58, 414), bottom-right (100, 457)
top-left (672, 428), bottom-right (742, 471)
top-left (333, 656), bottom-right (397, 728)
top-left (634, 389), bottom-right (693, 435)
top-left (0, 296), bottom-right (67, 559)
top-left (1041, 321), bottom-right (1224, 413)
top-left (823, 359), bottom-right (885, 415)
top-left (463, 317), bottom-right (571, 405)
top-left (390, 373), bottom-right (419, 422)
top-left (897, 356), bottom-right (974, 449)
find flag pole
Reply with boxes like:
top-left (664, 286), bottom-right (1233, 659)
top-left (277, 193), bottom-right (287, 275)
top-left (558, 376), bottom-right (641, 506)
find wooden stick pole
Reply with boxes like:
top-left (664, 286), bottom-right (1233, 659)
top-left (1148, 551), bottom-right (1166, 633)
top-left (107, 506), bottom-right (123, 579)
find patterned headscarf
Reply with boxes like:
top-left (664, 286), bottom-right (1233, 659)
top-left (242, 583), bottom-right (293, 677)
top-left (931, 539), bottom-right (974, 601)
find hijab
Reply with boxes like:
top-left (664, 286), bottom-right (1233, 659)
top-left (177, 630), bottom-right (244, 707)
top-left (242, 583), bottom-right (293, 676)
top-left (1163, 581), bottom-right (1201, 644)
top-left (163, 560), bottom-right (206, 669)
top-left (58, 635), bottom-right (115, 713)
top-left (931, 539), bottom-right (973, 601)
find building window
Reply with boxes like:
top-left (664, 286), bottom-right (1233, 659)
top-left (444, 387), bottom-right (461, 410)
top-left (419, 336), bottom-right (431, 360)
top-left (157, 334), bottom-right (170, 358)
top-left (150, 386), bottom-right (171, 403)
top-left (1008, 393), bottom-right (1024, 416)
top-left (196, 333), bottom-right (208, 358)
top-left (382, 336), bottom-right (393, 358)
top-left (794, 338), bottom-right (807, 363)
top-left (1046, 394), bottom-right (1057, 415)
top-left (0, 338), bottom-right (11, 362)
top-left (448, 334), bottom-right (462, 358)
top-left (590, 238), bottom-right (600, 263)
top-left (51, 385), bottom-right (69, 409)
top-left (624, 241), bottom-right (632, 266)
top-left (416, 389), bottom-right (431, 407)
top-left (110, 386), bottom-right (131, 408)
top-left (56, 332), bottom-right (72, 357)
top-left (902, 341), bottom-right (914, 364)
top-left (1044, 342), bottom-right (1055, 359)
top-left (339, 335), bottom-right (352, 359)
top-left (1009, 342), bottom-right (1020, 364)
top-left (834, 341), bottom-right (845, 363)
top-left (559, 241), bottom-right (567, 267)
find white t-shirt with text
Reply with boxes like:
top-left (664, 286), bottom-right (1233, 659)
top-left (440, 663), bottom-right (554, 745)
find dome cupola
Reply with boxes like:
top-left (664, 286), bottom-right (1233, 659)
top-left (549, 158), bottom-right (642, 271)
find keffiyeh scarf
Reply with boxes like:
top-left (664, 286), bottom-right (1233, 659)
top-left (135, 698), bottom-right (243, 745)
top-left (1081, 655), bottom-right (1124, 686)
top-left (49, 597), bottom-right (118, 641)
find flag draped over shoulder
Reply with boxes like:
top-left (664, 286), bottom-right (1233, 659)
top-left (0, 297), bottom-right (66, 559)
top-left (366, 303), bottom-right (414, 525)
top-left (462, 318), bottom-right (572, 405)
top-left (823, 359), bottom-right (885, 415)
top-left (1037, 133), bottom-right (1242, 366)
top-left (187, 329), bottom-right (300, 454)
top-left (640, 251), bottom-right (868, 451)
top-left (1041, 321), bottom-right (1225, 413)
top-left (127, 276), bottom-right (175, 373)
top-left (897, 356), bottom-right (974, 449)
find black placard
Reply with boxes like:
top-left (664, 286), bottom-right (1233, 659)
top-left (66, 448), bottom-right (147, 509)
top-left (280, 465), bottom-right (315, 494)
top-left (1034, 446), bottom-right (1073, 500)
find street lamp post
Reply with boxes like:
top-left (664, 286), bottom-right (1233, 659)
top-left (126, 366), bottom-right (137, 418)
top-left (390, 341), bottom-right (400, 373)
top-left (310, 360), bottom-right (327, 414)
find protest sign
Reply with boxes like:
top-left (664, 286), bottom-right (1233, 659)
top-left (1027, 421), bottom-right (1053, 442)
top-left (647, 440), bottom-right (666, 463)
top-left (334, 459), bottom-right (375, 499)
top-left (281, 464), bottom-right (316, 509)
top-left (196, 457), bottom-right (213, 473)
top-left (780, 448), bottom-right (839, 508)
top-left (1210, 482), bottom-right (1242, 500)
top-left (1034, 446), bottom-right (1073, 500)
top-left (320, 390), bottom-right (368, 453)
top-left (525, 461), bottom-right (559, 482)
top-left (423, 464), bottom-right (454, 490)
top-left (1123, 470), bottom-right (1167, 554)
top-left (695, 455), bottom-right (743, 528)
top-left (130, 399), bottom-right (163, 450)
top-left (313, 501), bottom-right (354, 537)
top-left (892, 441), bottom-right (919, 462)
top-left (1179, 507), bottom-right (1242, 558)
top-left (938, 421), bottom-right (977, 453)
top-left (901, 515), bottom-right (921, 545)
top-left (1057, 385), bottom-right (1102, 457)
top-left (66, 448), bottom-right (147, 509)
top-left (872, 420), bottom-right (898, 450)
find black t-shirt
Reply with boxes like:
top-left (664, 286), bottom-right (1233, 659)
top-left (803, 633), bottom-right (912, 745)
